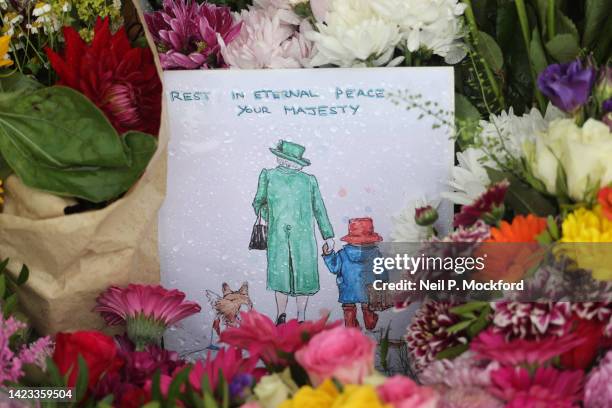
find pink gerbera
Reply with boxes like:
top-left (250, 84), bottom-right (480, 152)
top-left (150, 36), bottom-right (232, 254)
top-left (489, 366), bottom-right (583, 408)
top-left (454, 180), bottom-right (509, 227)
top-left (95, 284), bottom-right (201, 349)
top-left (470, 329), bottom-right (584, 366)
top-left (220, 309), bottom-right (339, 367)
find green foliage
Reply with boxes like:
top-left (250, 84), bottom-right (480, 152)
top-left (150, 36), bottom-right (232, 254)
top-left (0, 258), bottom-right (29, 318)
top-left (486, 167), bottom-right (557, 217)
top-left (457, 0), bottom-right (611, 119)
top-left (0, 74), bottom-right (157, 203)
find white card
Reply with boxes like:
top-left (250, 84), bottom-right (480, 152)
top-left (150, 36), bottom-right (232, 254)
top-left (159, 67), bottom-right (454, 362)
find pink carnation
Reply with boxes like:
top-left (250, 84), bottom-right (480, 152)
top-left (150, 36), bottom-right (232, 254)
top-left (584, 350), bottom-right (612, 408)
top-left (489, 366), bottom-right (583, 408)
top-left (471, 329), bottom-right (584, 366)
top-left (377, 376), bottom-right (438, 408)
top-left (295, 326), bottom-right (375, 386)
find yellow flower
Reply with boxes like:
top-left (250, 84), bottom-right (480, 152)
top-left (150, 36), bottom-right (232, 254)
top-left (560, 206), bottom-right (612, 280)
top-left (331, 385), bottom-right (390, 408)
top-left (278, 380), bottom-right (339, 408)
top-left (278, 380), bottom-right (389, 408)
top-left (0, 35), bottom-right (13, 68)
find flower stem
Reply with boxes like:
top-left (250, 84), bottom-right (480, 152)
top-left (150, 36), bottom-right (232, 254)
top-left (547, 0), bottom-right (556, 41)
top-left (462, 0), bottom-right (505, 110)
top-left (515, 0), bottom-right (547, 111)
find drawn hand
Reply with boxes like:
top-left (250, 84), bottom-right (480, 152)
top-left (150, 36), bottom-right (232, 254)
top-left (322, 243), bottom-right (331, 255)
top-left (324, 238), bottom-right (334, 254)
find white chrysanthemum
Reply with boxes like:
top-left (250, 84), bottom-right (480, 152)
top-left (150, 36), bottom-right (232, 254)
top-left (390, 198), bottom-right (438, 242)
top-left (370, 0), bottom-right (467, 64)
top-left (479, 104), bottom-right (565, 165)
top-left (306, 0), bottom-right (402, 67)
top-left (442, 147), bottom-right (493, 206)
top-left (220, 9), bottom-right (313, 69)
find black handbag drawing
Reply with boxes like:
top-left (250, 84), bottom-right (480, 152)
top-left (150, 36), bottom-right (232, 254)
top-left (249, 212), bottom-right (267, 250)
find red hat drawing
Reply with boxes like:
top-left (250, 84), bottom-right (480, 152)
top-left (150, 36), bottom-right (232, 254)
top-left (340, 217), bottom-right (383, 245)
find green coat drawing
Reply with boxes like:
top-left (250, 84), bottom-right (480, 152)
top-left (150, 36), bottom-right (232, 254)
top-left (253, 166), bottom-right (334, 296)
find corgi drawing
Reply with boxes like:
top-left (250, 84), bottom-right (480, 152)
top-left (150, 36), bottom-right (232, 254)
top-left (206, 282), bottom-right (253, 341)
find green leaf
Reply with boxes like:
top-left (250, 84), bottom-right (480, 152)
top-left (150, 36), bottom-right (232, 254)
top-left (530, 28), bottom-right (549, 75)
top-left (151, 371), bottom-right (162, 403)
top-left (583, 0), bottom-right (612, 47)
top-left (447, 319), bottom-right (474, 334)
top-left (0, 129), bottom-right (157, 203)
top-left (0, 73), bottom-right (43, 105)
top-left (45, 358), bottom-right (64, 387)
top-left (0, 87), bottom-right (157, 203)
top-left (455, 93), bottom-right (481, 122)
top-left (435, 343), bottom-right (469, 360)
top-left (75, 355), bottom-right (90, 402)
top-left (0, 274), bottom-right (5, 299)
top-left (467, 312), bottom-right (490, 338)
top-left (0, 258), bottom-right (8, 274)
top-left (477, 31), bottom-right (504, 72)
top-left (545, 34), bottom-right (581, 62)
top-left (487, 168), bottom-right (557, 216)
top-left (202, 393), bottom-right (219, 408)
top-left (450, 301), bottom-right (489, 315)
top-left (0, 86), bottom-right (128, 168)
top-left (141, 403), bottom-right (161, 408)
top-left (167, 367), bottom-right (190, 404)
top-left (556, 12), bottom-right (579, 42)
top-left (16, 265), bottom-right (29, 285)
top-left (219, 370), bottom-right (229, 408)
top-left (3, 293), bottom-right (17, 316)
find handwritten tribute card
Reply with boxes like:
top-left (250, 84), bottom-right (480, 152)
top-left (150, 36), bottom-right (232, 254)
top-left (159, 68), bottom-right (454, 362)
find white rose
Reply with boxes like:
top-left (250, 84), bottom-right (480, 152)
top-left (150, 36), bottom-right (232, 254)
top-left (253, 369), bottom-right (298, 408)
top-left (525, 118), bottom-right (612, 201)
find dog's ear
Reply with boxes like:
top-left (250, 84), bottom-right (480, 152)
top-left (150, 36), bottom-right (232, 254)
top-left (222, 282), bottom-right (232, 295)
top-left (239, 282), bottom-right (249, 295)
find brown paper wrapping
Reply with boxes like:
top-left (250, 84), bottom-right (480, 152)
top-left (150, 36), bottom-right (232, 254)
top-left (0, 1), bottom-right (168, 334)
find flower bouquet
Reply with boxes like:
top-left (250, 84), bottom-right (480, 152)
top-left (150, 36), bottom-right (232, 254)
top-left (0, 0), bottom-right (167, 334)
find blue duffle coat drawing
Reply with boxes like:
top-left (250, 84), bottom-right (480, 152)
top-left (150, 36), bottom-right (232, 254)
top-left (323, 244), bottom-right (388, 304)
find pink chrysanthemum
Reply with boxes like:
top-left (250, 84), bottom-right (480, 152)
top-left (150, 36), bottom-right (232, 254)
top-left (145, 0), bottom-right (242, 69)
top-left (454, 180), bottom-right (509, 227)
top-left (489, 366), bottom-right (583, 408)
top-left (406, 301), bottom-right (468, 372)
top-left (95, 284), bottom-right (201, 349)
top-left (584, 350), bottom-right (612, 408)
top-left (492, 301), bottom-right (572, 340)
top-left (471, 329), bottom-right (584, 366)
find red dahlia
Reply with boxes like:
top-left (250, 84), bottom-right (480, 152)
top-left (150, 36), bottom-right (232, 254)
top-left (46, 18), bottom-right (162, 136)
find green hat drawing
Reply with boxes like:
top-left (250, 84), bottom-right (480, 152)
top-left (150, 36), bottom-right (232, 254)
top-left (270, 140), bottom-right (311, 166)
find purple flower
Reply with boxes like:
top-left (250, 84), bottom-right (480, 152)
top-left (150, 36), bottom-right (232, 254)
top-left (229, 373), bottom-right (254, 399)
top-left (537, 59), bottom-right (596, 113)
top-left (144, 0), bottom-right (242, 70)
